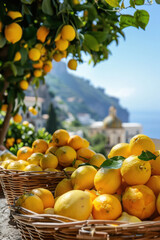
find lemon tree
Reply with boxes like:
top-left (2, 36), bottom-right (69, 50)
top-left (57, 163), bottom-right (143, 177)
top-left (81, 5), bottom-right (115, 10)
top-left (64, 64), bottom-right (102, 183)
top-left (0, 0), bottom-right (159, 145)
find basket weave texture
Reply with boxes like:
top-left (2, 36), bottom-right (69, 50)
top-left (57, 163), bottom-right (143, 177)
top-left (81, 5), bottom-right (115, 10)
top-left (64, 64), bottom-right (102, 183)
top-left (0, 167), bottom-right (71, 205)
top-left (12, 207), bottom-right (160, 240)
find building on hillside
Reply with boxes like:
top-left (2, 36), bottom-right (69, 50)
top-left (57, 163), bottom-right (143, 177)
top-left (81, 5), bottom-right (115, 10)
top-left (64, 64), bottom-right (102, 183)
top-left (21, 96), bottom-right (47, 130)
top-left (77, 113), bottom-right (94, 125)
top-left (89, 106), bottom-right (142, 152)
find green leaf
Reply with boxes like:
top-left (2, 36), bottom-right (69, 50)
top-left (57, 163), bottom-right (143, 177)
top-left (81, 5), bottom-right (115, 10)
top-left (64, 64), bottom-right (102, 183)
top-left (22, 4), bottom-right (32, 15)
top-left (138, 151), bottom-right (157, 161)
top-left (10, 63), bottom-right (17, 76)
top-left (100, 159), bottom-right (123, 169)
top-left (155, 0), bottom-right (160, 4)
top-left (130, 0), bottom-right (135, 7)
top-left (20, 48), bottom-right (28, 65)
top-left (134, 10), bottom-right (149, 30)
top-left (109, 156), bottom-right (125, 161)
top-left (105, 0), bottom-right (120, 8)
top-left (135, 0), bottom-right (145, 5)
top-left (0, 33), bottom-right (6, 48)
top-left (42, 0), bottom-right (54, 16)
top-left (88, 31), bottom-right (109, 43)
top-left (120, 15), bottom-right (138, 29)
top-left (83, 34), bottom-right (99, 52)
top-left (21, 0), bottom-right (34, 4)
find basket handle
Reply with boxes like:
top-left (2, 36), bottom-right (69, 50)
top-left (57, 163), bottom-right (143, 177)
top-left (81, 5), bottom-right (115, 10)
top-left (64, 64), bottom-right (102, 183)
top-left (77, 224), bottom-right (110, 239)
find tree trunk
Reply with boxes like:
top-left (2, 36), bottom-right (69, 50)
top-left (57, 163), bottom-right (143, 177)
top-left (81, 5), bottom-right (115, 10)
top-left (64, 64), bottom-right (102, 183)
top-left (0, 103), bottom-right (12, 145)
top-left (0, 81), bottom-right (9, 102)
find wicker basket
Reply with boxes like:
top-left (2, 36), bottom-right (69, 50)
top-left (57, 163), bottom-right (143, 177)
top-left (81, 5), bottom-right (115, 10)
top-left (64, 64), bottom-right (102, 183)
top-left (12, 207), bottom-right (160, 240)
top-left (0, 167), bottom-right (71, 205)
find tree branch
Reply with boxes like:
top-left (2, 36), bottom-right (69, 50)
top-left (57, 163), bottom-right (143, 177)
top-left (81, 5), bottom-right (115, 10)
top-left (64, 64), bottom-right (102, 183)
top-left (0, 102), bottom-right (12, 145)
top-left (0, 81), bottom-right (9, 102)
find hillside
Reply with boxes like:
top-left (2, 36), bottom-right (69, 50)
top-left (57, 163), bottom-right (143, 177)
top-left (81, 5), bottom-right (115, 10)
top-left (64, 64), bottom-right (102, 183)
top-left (45, 62), bottom-right (129, 122)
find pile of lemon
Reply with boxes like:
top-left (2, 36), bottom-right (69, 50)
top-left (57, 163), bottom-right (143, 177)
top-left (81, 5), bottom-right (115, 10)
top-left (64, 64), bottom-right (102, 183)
top-left (13, 132), bottom-right (160, 223)
top-left (0, 129), bottom-right (100, 173)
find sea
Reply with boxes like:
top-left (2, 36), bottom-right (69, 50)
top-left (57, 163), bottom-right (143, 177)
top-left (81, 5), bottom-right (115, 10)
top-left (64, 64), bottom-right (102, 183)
top-left (130, 111), bottom-right (160, 139)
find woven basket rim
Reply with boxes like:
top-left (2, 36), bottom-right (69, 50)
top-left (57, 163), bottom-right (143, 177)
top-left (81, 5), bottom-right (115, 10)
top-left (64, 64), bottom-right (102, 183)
top-left (0, 166), bottom-right (72, 177)
top-left (11, 206), bottom-right (160, 229)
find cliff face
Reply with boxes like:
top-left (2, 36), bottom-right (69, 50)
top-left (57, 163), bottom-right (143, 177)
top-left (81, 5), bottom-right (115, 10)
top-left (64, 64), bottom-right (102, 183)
top-left (45, 62), bottom-right (129, 122)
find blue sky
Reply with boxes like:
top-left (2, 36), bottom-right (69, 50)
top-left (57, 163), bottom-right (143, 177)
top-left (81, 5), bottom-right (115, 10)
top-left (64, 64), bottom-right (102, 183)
top-left (67, 3), bottom-right (160, 113)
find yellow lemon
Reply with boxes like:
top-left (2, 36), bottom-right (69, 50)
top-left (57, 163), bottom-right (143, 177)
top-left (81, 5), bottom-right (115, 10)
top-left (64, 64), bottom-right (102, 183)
top-left (16, 193), bottom-right (44, 214)
top-left (156, 193), bottom-right (160, 214)
top-left (7, 11), bottom-right (22, 20)
top-left (61, 25), bottom-right (76, 41)
top-left (67, 135), bottom-right (84, 150)
top-left (54, 33), bottom-right (61, 42)
top-left (53, 52), bottom-right (63, 62)
top-left (28, 48), bottom-right (41, 61)
top-left (27, 153), bottom-right (44, 165)
top-left (1, 159), bottom-right (14, 169)
top-left (55, 39), bottom-right (69, 51)
top-left (31, 188), bottom-right (54, 209)
top-left (45, 146), bottom-right (58, 155)
top-left (13, 114), bottom-right (22, 123)
top-left (40, 153), bottom-right (58, 170)
top-left (44, 208), bottom-right (54, 214)
top-left (37, 26), bottom-right (49, 43)
top-left (82, 138), bottom-right (89, 148)
top-left (94, 168), bottom-right (121, 194)
top-left (33, 69), bottom-right (43, 77)
top-left (68, 59), bottom-right (77, 70)
top-left (22, 121), bottom-right (29, 126)
top-left (63, 167), bottom-right (76, 172)
top-left (5, 23), bottom-right (22, 43)
top-left (92, 194), bottom-right (122, 220)
top-left (0, 21), bottom-right (3, 32)
top-left (1, 104), bottom-right (8, 112)
top-left (19, 80), bottom-right (29, 90)
top-left (56, 146), bottom-right (76, 167)
top-left (33, 60), bottom-right (43, 69)
top-left (120, 155), bottom-right (151, 185)
top-left (35, 43), bottom-right (46, 55)
top-left (24, 164), bottom-right (43, 172)
top-left (117, 212), bottom-right (141, 222)
top-left (44, 168), bottom-right (60, 172)
top-left (150, 155), bottom-right (160, 175)
top-left (55, 178), bottom-right (73, 198)
top-left (129, 134), bottom-right (155, 155)
top-left (43, 61), bottom-right (52, 73)
top-left (7, 161), bottom-right (25, 171)
top-left (89, 153), bottom-right (106, 168)
top-left (146, 175), bottom-right (160, 196)
top-left (122, 185), bottom-right (156, 220)
top-left (108, 143), bottom-right (131, 159)
top-left (73, 159), bottom-right (84, 168)
top-left (52, 129), bottom-right (70, 146)
top-left (71, 165), bottom-right (97, 190)
top-left (54, 190), bottom-right (92, 220)
top-left (14, 51), bottom-right (21, 61)
top-left (1, 152), bottom-right (17, 161)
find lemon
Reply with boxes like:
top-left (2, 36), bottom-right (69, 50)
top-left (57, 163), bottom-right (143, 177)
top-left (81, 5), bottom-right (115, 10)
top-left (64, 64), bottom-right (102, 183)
top-left (156, 193), bottom-right (160, 214)
top-left (108, 143), bottom-right (131, 159)
top-left (27, 153), bottom-right (44, 165)
top-left (94, 168), bottom-right (121, 194)
top-left (1, 104), bottom-right (8, 112)
top-left (44, 168), bottom-right (60, 172)
top-left (68, 59), bottom-right (77, 70)
top-left (129, 134), bottom-right (155, 155)
top-left (54, 33), bottom-right (61, 42)
top-left (28, 48), bottom-right (41, 61)
top-left (7, 161), bottom-right (25, 171)
top-left (53, 52), bottom-right (63, 62)
top-left (54, 190), bottom-right (92, 220)
top-left (14, 52), bottom-right (21, 61)
top-left (37, 26), bottom-right (49, 43)
top-left (63, 167), bottom-right (76, 172)
top-left (61, 25), bottom-right (76, 41)
top-left (44, 208), bottom-right (54, 214)
top-left (73, 159), bottom-right (84, 168)
top-left (7, 11), bottom-right (22, 20)
top-left (55, 39), bottom-right (69, 51)
top-left (0, 21), bottom-right (3, 32)
top-left (19, 80), bottom-right (29, 90)
top-left (89, 153), bottom-right (106, 168)
top-left (117, 212), bottom-right (141, 222)
top-left (24, 164), bottom-right (43, 172)
top-left (5, 23), bottom-right (22, 44)
top-left (55, 178), bottom-right (73, 197)
top-left (120, 155), bottom-right (151, 185)
top-left (71, 165), bottom-right (97, 190)
top-left (33, 69), bottom-right (42, 77)
top-left (13, 114), bottom-right (22, 123)
top-left (1, 159), bottom-right (14, 169)
top-left (40, 153), bottom-right (58, 170)
top-left (56, 146), bottom-right (76, 167)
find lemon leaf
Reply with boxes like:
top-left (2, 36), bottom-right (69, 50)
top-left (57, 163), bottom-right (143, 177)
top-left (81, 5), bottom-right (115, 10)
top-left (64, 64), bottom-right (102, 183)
top-left (105, 0), bottom-right (120, 8)
top-left (138, 151), bottom-right (157, 161)
top-left (83, 34), bottom-right (99, 52)
top-left (100, 159), bottom-right (123, 169)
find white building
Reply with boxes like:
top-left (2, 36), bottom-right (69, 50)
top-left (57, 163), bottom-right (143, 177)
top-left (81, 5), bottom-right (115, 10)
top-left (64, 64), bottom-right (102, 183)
top-left (77, 113), bottom-right (94, 125)
top-left (89, 106), bottom-right (142, 148)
